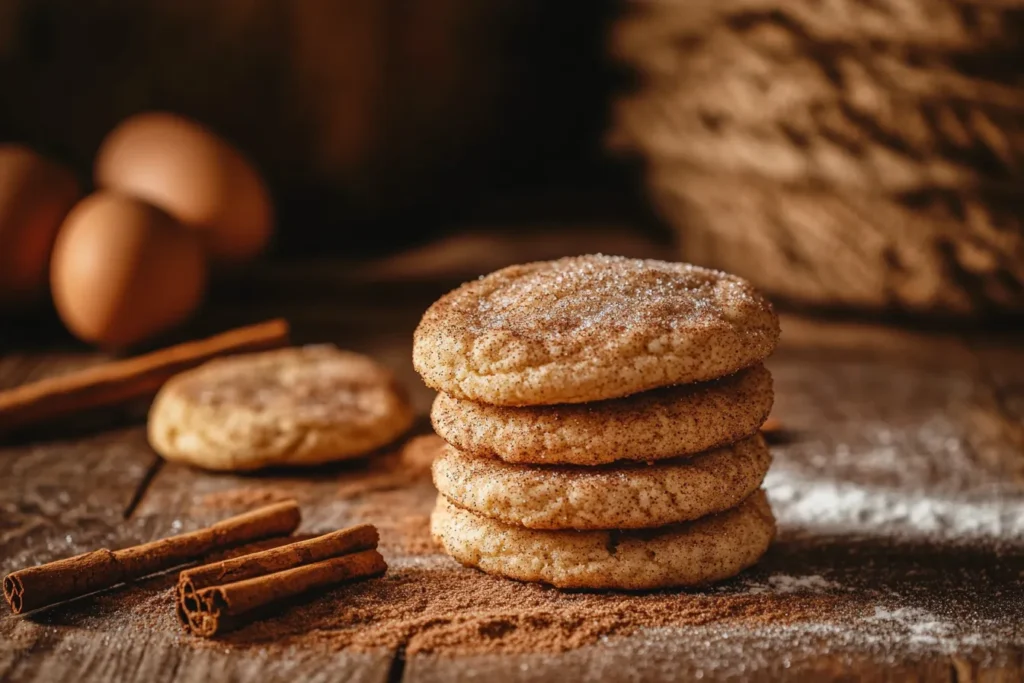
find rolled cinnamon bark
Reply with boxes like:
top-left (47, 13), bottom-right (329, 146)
top-left (0, 318), bottom-right (289, 436)
top-left (184, 548), bottom-right (387, 637)
top-left (3, 500), bottom-right (301, 614)
top-left (176, 524), bottom-right (378, 629)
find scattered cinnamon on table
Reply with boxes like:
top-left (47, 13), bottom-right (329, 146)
top-left (0, 318), bottom-right (290, 436)
top-left (2, 500), bottom-right (301, 614)
top-left (177, 524), bottom-right (386, 637)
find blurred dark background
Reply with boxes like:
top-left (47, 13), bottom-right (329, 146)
top-left (2, 0), bottom-right (1023, 351)
top-left (0, 0), bottom-right (657, 257)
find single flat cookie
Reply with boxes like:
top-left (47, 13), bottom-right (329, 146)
top-left (432, 364), bottom-right (772, 465)
top-left (432, 434), bottom-right (771, 529)
top-left (413, 254), bottom-right (779, 405)
top-left (148, 345), bottom-right (413, 471)
top-left (431, 490), bottom-right (775, 589)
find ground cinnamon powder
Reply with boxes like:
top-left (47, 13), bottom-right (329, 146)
top-left (78, 431), bottom-right (1018, 664)
top-left (218, 563), bottom-right (847, 656)
top-left (189, 435), bottom-right (851, 656)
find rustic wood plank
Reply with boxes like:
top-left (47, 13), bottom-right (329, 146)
top-left (0, 357), bottom-right (159, 549)
top-left (0, 357), bottom-right (158, 549)
top-left (131, 311), bottom-right (1024, 683)
top-left (961, 332), bottom-right (1024, 485)
top-left (0, 354), bottom-right (165, 681)
top-left (0, 513), bottom-right (394, 683)
top-left (0, 275), bottom-right (434, 683)
top-left (7, 630), bottom-right (390, 683)
top-left (121, 293), bottom-right (428, 682)
top-left (406, 647), bottom-right (1022, 683)
top-left (0, 421), bottom-right (161, 677)
top-left (126, 453), bottom-right (411, 683)
top-left (403, 324), bottom-right (1024, 682)
top-left (135, 318), bottom-right (1024, 683)
top-left (4, 246), bottom-right (1023, 683)
top-left (124, 293), bottom-right (431, 682)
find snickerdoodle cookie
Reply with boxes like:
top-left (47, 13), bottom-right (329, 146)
top-left (432, 434), bottom-right (770, 529)
top-left (412, 254), bottom-right (779, 406)
top-left (431, 364), bottom-right (772, 465)
top-left (431, 490), bottom-right (776, 589)
top-left (148, 345), bottom-right (413, 471)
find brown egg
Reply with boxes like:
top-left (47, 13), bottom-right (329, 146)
top-left (0, 145), bottom-right (81, 308)
top-left (50, 192), bottom-right (207, 348)
top-left (94, 112), bottom-right (273, 264)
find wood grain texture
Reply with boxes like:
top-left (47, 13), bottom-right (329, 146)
top-left (0, 356), bottom-right (158, 562)
top-left (0, 360), bottom-right (163, 682)
top-left (2, 622), bottom-right (391, 683)
top-left (0, 355), bottom-right (155, 677)
top-left (134, 304), bottom-right (1024, 682)
top-left (963, 332), bottom-right (1024, 484)
top-left (0, 355), bottom-right (394, 682)
top-left (406, 644), bottom-right (1023, 683)
top-left (1, 496), bottom-right (395, 683)
top-left (403, 338), bottom-right (1024, 682)
top-left (1, 253), bottom-right (1023, 682)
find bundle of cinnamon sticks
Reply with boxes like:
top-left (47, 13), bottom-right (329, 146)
top-left (177, 523), bottom-right (385, 637)
top-left (2, 501), bottom-right (387, 638)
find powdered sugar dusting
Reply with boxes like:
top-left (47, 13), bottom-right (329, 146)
top-left (740, 574), bottom-right (844, 595)
top-left (766, 472), bottom-right (1024, 544)
top-left (866, 606), bottom-right (960, 647)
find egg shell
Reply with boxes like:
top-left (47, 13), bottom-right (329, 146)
top-left (94, 112), bottom-right (273, 264)
top-left (0, 145), bottom-right (81, 307)
top-left (50, 192), bottom-right (207, 348)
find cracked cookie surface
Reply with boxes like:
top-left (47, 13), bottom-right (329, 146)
top-left (431, 490), bottom-right (775, 589)
top-left (412, 254), bottom-right (780, 406)
top-left (148, 345), bottom-right (413, 471)
top-left (432, 434), bottom-right (771, 529)
top-left (432, 364), bottom-right (772, 465)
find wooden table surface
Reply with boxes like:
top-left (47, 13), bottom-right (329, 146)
top-left (1, 232), bottom-right (1022, 682)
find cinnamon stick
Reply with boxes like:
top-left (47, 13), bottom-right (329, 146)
top-left (187, 550), bottom-right (387, 638)
top-left (178, 524), bottom-right (379, 596)
top-left (0, 319), bottom-right (289, 436)
top-left (177, 525), bottom-right (386, 637)
top-left (3, 500), bottom-right (301, 614)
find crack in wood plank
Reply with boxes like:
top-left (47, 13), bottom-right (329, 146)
top-left (387, 646), bottom-right (407, 683)
top-left (124, 458), bottom-right (164, 520)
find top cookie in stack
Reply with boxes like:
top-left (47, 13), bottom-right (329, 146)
top-left (414, 254), bottom-right (781, 589)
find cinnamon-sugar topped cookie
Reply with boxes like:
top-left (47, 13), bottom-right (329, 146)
top-left (431, 490), bottom-right (776, 589)
top-left (432, 434), bottom-right (771, 530)
top-left (413, 254), bottom-right (779, 406)
top-left (148, 345), bottom-right (413, 471)
top-left (431, 364), bottom-right (772, 465)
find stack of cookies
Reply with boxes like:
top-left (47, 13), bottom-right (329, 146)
top-left (413, 254), bottom-right (781, 589)
top-left (608, 0), bottom-right (1024, 315)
